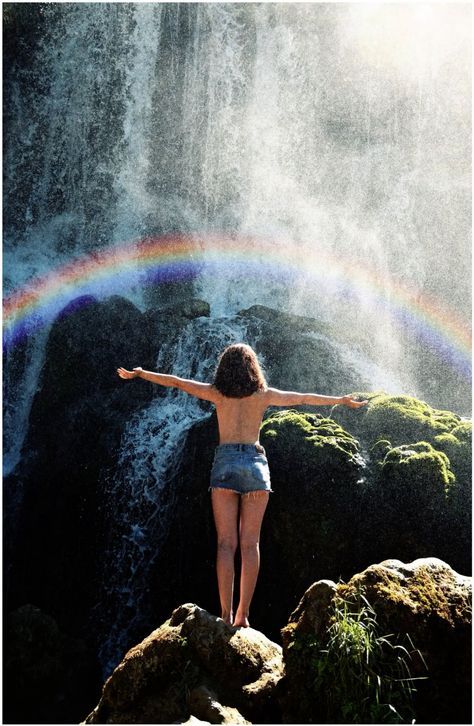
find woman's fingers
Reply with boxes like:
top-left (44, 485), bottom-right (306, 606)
top-left (117, 367), bottom-right (132, 378)
top-left (343, 396), bottom-right (368, 408)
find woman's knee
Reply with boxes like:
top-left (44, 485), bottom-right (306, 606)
top-left (240, 538), bottom-right (259, 555)
top-left (217, 537), bottom-right (238, 555)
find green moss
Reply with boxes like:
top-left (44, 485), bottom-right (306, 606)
top-left (450, 422), bottom-right (472, 444)
top-left (367, 442), bottom-right (458, 562)
top-left (261, 409), bottom-right (361, 464)
top-left (340, 563), bottom-right (463, 629)
top-left (365, 394), bottom-right (462, 447)
top-left (259, 410), bottom-right (366, 585)
top-left (370, 439), bottom-right (393, 462)
top-left (380, 442), bottom-right (455, 494)
top-left (332, 392), bottom-right (466, 453)
top-left (434, 424), bottom-right (472, 490)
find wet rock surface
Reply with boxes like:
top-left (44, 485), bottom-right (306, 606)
top-left (84, 603), bottom-right (283, 725)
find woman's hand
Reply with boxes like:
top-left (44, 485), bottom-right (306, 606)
top-left (117, 366), bottom-right (142, 379)
top-left (341, 395), bottom-right (368, 409)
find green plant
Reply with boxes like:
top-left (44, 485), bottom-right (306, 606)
top-left (303, 589), bottom-right (428, 723)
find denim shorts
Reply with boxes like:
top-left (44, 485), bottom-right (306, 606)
top-left (209, 443), bottom-right (273, 495)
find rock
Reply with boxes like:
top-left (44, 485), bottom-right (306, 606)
top-left (4, 295), bottom-right (214, 723)
top-left (172, 298), bottom-right (210, 319)
top-left (143, 298), bottom-right (210, 336)
top-left (332, 392), bottom-right (464, 449)
top-left (4, 604), bottom-right (101, 724)
top-left (333, 392), bottom-right (471, 492)
top-left (280, 579), bottom-right (337, 648)
top-left (237, 304), bottom-right (362, 396)
top-left (280, 557), bottom-right (472, 724)
top-left (187, 686), bottom-right (250, 724)
top-left (84, 603), bottom-right (283, 724)
top-left (174, 604), bottom-right (283, 714)
top-left (258, 410), bottom-right (368, 626)
top-left (332, 393), bottom-right (471, 573)
top-left (373, 442), bottom-right (456, 558)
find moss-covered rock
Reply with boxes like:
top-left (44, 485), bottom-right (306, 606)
top-left (261, 409), bottom-right (362, 476)
top-left (333, 392), bottom-right (470, 480)
top-left (258, 410), bottom-right (367, 604)
top-left (330, 393), bottom-right (471, 572)
top-left (369, 442), bottom-right (465, 567)
top-left (280, 558), bottom-right (472, 724)
top-left (379, 441), bottom-right (455, 496)
top-left (433, 422), bottom-right (472, 489)
top-left (362, 393), bottom-right (461, 443)
top-left (84, 603), bottom-right (283, 724)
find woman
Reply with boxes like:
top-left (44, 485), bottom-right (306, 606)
top-left (117, 343), bottom-right (367, 628)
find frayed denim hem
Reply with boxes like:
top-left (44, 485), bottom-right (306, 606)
top-left (208, 486), bottom-right (274, 497)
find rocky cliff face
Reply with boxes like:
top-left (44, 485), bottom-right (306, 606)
top-left (83, 558), bottom-right (471, 724)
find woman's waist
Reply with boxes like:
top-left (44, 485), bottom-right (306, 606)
top-left (215, 442), bottom-right (266, 454)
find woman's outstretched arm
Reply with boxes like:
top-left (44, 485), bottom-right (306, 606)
top-left (264, 387), bottom-right (368, 408)
top-left (116, 366), bottom-right (219, 402)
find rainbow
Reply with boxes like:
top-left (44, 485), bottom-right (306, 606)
top-left (3, 233), bottom-right (472, 379)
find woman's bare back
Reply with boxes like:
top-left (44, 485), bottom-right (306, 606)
top-left (213, 388), bottom-right (268, 444)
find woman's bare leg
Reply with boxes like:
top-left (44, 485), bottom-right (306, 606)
top-left (211, 488), bottom-right (240, 624)
top-left (234, 491), bottom-right (269, 627)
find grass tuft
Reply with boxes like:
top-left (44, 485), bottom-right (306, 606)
top-left (301, 588), bottom-right (428, 723)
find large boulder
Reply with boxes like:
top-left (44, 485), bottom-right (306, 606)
top-left (258, 410), bottom-right (367, 608)
top-left (331, 392), bottom-right (471, 573)
top-left (280, 557), bottom-right (472, 724)
top-left (84, 603), bottom-right (283, 724)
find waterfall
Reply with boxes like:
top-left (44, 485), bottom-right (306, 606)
top-left (4, 4), bottom-right (470, 426)
top-left (3, 326), bottom-right (51, 478)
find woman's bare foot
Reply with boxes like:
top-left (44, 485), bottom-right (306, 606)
top-left (221, 612), bottom-right (233, 625)
top-left (233, 612), bottom-right (250, 628)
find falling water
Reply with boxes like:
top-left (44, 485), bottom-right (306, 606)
top-left (3, 1), bottom-right (471, 676)
top-left (4, 3), bottom-right (470, 404)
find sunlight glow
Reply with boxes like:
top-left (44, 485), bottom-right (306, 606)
top-left (342, 4), bottom-right (471, 80)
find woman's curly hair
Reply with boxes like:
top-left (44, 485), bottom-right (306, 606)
top-left (213, 343), bottom-right (267, 398)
